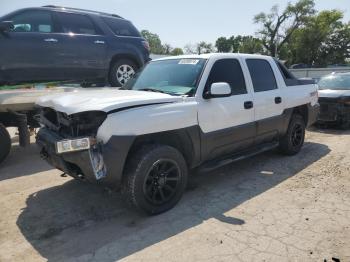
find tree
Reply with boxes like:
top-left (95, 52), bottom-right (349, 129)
top-left (216, 37), bottom-right (232, 52)
top-left (141, 30), bottom-right (164, 54)
top-left (184, 43), bottom-right (197, 54)
top-left (239, 36), bottom-right (265, 54)
top-left (196, 41), bottom-right (215, 54)
top-left (318, 22), bottom-right (350, 66)
top-left (162, 43), bottom-right (172, 55)
top-left (215, 35), bottom-right (265, 54)
top-left (184, 42), bottom-right (215, 54)
top-left (254, 0), bottom-right (315, 57)
top-left (229, 36), bottom-right (242, 53)
top-left (171, 48), bottom-right (184, 56)
top-left (287, 10), bottom-right (348, 66)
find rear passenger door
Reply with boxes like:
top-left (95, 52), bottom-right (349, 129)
top-left (198, 58), bottom-right (255, 161)
top-left (245, 59), bottom-right (284, 144)
top-left (54, 11), bottom-right (107, 79)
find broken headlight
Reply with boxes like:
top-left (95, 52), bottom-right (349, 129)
top-left (69, 111), bottom-right (107, 136)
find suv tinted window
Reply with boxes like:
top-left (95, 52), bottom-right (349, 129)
top-left (56, 12), bottom-right (97, 35)
top-left (10, 10), bottom-right (53, 33)
top-left (102, 17), bottom-right (140, 37)
top-left (206, 59), bottom-right (247, 95)
top-left (247, 59), bottom-right (278, 92)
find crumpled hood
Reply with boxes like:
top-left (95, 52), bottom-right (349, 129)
top-left (36, 89), bottom-right (183, 115)
top-left (318, 89), bottom-right (350, 98)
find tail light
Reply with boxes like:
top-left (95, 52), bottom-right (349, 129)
top-left (142, 41), bottom-right (150, 52)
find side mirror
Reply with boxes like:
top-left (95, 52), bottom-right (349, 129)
top-left (0, 21), bottom-right (14, 32)
top-left (204, 82), bottom-right (231, 99)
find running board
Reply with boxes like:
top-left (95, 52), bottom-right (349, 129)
top-left (199, 142), bottom-right (279, 173)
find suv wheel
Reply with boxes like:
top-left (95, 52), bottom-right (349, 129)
top-left (109, 59), bottom-right (137, 87)
top-left (0, 124), bottom-right (11, 164)
top-left (122, 145), bottom-right (188, 215)
top-left (279, 114), bottom-right (305, 155)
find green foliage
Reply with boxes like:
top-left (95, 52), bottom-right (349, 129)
top-left (184, 42), bottom-right (214, 55)
top-left (162, 43), bottom-right (172, 55)
top-left (141, 30), bottom-right (164, 54)
top-left (215, 35), bottom-right (264, 54)
top-left (254, 0), bottom-right (316, 57)
top-left (216, 37), bottom-right (232, 52)
top-left (286, 10), bottom-right (350, 67)
top-left (196, 41), bottom-right (215, 54)
top-left (171, 48), bottom-right (184, 56)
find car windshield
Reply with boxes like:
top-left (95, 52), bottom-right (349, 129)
top-left (124, 58), bottom-right (207, 96)
top-left (318, 74), bottom-right (350, 90)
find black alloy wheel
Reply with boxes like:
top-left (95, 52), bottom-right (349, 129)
top-left (143, 159), bottom-right (181, 206)
top-left (122, 144), bottom-right (188, 215)
top-left (290, 123), bottom-right (304, 147)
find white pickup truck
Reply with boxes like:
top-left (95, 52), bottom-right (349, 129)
top-left (36, 53), bottom-right (319, 215)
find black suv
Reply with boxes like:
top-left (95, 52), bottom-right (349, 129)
top-left (0, 6), bottom-right (150, 86)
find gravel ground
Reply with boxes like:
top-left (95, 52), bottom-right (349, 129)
top-left (0, 127), bottom-right (349, 262)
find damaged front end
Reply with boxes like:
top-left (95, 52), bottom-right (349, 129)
top-left (37, 108), bottom-right (108, 181)
top-left (318, 97), bottom-right (350, 125)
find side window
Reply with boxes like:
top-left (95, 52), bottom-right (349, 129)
top-left (206, 59), bottom-right (247, 95)
top-left (56, 12), bottom-right (97, 35)
top-left (9, 11), bottom-right (53, 33)
top-left (274, 59), bottom-right (300, 86)
top-left (102, 17), bottom-right (141, 37)
top-left (246, 59), bottom-right (278, 92)
top-left (275, 60), bottom-right (295, 80)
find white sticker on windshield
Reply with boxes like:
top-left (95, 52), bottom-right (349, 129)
top-left (179, 59), bottom-right (200, 65)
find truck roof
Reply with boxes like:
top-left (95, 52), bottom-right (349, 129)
top-left (153, 53), bottom-right (272, 61)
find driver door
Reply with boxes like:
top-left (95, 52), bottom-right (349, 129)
top-left (197, 58), bottom-right (256, 161)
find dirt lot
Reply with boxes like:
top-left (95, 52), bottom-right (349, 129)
top-left (0, 127), bottom-right (349, 262)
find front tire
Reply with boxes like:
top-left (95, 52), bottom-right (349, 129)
top-left (122, 145), bottom-right (188, 215)
top-left (109, 59), bottom-right (137, 87)
top-left (279, 114), bottom-right (306, 155)
top-left (0, 124), bottom-right (11, 164)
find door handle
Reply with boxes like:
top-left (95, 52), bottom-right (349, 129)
top-left (275, 97), bottom-right (282, 104)
top-left (244, 101), bottom-right (254, 109)
top-left (44, 38), bottom-right (58, 43)
top-left (94, 40), bottom-right (105, 44)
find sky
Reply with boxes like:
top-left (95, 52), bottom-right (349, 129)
top-left (1, 0), bottom-right (349, 48)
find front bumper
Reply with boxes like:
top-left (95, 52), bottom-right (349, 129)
top-left (318, 100), bottom-right (350, 123)
top-left (36, 128), bottom-right (135, 188)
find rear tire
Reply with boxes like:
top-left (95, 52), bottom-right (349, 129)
top-left (122, 144), bottom-right (188, 215)
top-left (279, 114), bottom-right (305, 156)
top-left (0, 124), bottom-right (11, 164)
top-left (109, 59), bottom-right (137, 87)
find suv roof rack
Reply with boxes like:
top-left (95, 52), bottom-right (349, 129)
top-left (41, 5), bottom-right (123, 19)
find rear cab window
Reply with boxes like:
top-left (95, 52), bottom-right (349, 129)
top-left (246, 59), bottom-right (278, 92)
top-left (205, 59), bottom-right (247, 96)
top-left (8, 10), bottom-right (54, 33)
top-left (102, 17), bottom-right (141, 37)
top-left (55, 12), bottom-right (100, 35)
top-left (274, 59), bottom-right (300, 86)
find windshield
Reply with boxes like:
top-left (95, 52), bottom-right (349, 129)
top-left (318, 74), bottom-right (350, 90)
top-left (124, 58), bottom-right (207, 96)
